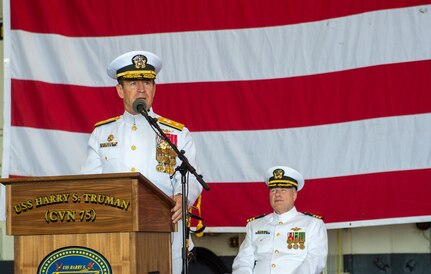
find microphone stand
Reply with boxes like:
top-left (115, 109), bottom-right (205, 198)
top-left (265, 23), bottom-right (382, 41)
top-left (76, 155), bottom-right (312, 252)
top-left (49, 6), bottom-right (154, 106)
top-left (137, 108), bottom-right (209, 274)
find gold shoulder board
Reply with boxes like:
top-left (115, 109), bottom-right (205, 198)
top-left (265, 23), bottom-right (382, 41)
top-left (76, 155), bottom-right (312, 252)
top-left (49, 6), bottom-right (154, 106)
top-left (303, 212), bottom-right (324, 220)
top-left (94, 116), bottom-right (121, 127)
top-left (247, 214), bottom-right (267, 223)
top-left (157, 117), bottom-right (185, 131)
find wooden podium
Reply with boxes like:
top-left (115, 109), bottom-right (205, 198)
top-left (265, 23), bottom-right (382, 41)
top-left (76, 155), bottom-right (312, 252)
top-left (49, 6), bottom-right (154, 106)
top-left (2, 172), bottom-right (176, 274)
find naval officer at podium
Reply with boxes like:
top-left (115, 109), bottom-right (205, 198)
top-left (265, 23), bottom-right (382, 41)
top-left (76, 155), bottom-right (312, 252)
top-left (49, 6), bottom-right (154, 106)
top-left (81, 50), bottom-right (203, 274)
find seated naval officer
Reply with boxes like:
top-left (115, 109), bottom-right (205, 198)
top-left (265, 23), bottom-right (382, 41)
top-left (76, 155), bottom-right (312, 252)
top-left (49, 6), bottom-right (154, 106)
top-left (232, 166), bottom-right (328, 274)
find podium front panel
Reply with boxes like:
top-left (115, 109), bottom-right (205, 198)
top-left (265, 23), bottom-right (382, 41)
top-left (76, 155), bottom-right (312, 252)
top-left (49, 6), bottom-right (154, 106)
top-left (7, 178), bottom-right (137, 235)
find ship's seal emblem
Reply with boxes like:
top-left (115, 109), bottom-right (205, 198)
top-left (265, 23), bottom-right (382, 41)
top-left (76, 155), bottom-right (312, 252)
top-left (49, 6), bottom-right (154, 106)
top-left (37, 246), bottom-right (112, 274)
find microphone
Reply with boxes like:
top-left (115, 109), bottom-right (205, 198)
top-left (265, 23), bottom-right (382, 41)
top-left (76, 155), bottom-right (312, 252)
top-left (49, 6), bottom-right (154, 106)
top-left (132, 99), bottom-right (148, 114)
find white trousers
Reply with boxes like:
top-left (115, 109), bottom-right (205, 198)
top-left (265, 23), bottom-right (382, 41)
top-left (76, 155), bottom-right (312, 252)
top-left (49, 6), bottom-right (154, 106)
top-left (171, 219), bottom-right (194, 274)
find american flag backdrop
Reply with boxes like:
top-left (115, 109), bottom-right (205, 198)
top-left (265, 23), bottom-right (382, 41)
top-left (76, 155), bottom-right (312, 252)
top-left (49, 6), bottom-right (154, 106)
top-left (1, 0), bottom-right (431, 231)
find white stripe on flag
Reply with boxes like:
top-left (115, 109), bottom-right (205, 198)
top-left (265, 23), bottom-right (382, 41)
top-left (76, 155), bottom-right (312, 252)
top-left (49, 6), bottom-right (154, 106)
top-left (10, 5), bottom-right (431, 86)
top-left (10, 113), bottom-right (431, 180)
top-left (9, 127), bottom-right (89, 176)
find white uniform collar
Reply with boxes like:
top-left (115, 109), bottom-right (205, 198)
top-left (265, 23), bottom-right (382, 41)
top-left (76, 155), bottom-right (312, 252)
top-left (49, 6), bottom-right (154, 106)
top-left (122, 109), bottom-right (158, 125)
top-left (273, 207), bottom-right (298, 223)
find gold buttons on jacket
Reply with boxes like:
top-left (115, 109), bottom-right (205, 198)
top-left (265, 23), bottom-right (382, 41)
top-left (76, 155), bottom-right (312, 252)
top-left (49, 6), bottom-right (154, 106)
top-left (278, 221), bottom-right (283, 225)
top-left (131, 167), bottom-right (136, 172)
top-left (272, 263), bottom-right (276, 268)
top-left (274, 250), bottom-right (279, 254)
top-left (276, 233), bottom-right (280, 237)
top-left (131, 145), bottom-right (136, 151)
top-left (132, 125), bottom-right (137, 131)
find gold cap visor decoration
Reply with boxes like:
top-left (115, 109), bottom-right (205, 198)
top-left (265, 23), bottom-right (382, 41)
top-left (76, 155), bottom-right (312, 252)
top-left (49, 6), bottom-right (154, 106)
top-left (107, 50), bottom-right (162, 80)
top-left (265, 166), bottom-right (305, 191)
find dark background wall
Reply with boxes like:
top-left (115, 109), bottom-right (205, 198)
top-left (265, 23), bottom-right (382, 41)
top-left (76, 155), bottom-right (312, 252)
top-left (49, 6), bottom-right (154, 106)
top-left (2, 253), bottom-right (430, 274)
top-left (344, 254), bottom-right (431, 274)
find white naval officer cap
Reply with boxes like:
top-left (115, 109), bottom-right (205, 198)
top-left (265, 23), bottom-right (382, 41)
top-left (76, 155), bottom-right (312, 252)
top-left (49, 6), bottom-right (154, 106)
top-left (265, 166), bottom-right (304, 191)
top-left (107, 50), bottom-right (162, 80)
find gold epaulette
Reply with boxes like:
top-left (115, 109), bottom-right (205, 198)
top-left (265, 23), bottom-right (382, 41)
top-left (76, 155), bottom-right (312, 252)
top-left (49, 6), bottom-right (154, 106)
top-left (303, 212), bottom-right (324, 220)
top-left (247, 214), bottom-right (267, 223)
top-left (157, 117), bottom-right (185, 131)
top-left (94, 116), bottom-right (121, 127)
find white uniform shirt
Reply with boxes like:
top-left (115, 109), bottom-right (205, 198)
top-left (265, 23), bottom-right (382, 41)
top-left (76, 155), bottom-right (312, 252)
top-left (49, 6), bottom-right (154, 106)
top-left (81, 110), bottom-right (202, 203)
top-left (81, 110), bottom-right (202, 274)
top-left (232, 207), bottom-right (328, 274)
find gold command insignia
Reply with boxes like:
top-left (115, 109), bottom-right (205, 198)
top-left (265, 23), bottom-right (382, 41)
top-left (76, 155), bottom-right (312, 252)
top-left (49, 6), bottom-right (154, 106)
top-left (107, 134), bottom-right (114, 142)
top-left (133, 54), bottom-right (147, 69)
top-left (274, 168), bottom-right (284, 179)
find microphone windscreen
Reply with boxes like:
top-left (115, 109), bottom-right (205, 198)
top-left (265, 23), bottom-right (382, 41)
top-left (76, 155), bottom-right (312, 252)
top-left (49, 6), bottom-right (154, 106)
top-left (132, 99), bottom-right (147, 113)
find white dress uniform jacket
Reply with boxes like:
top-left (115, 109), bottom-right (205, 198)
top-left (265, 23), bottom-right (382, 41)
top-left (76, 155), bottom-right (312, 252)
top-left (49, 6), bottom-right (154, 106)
top-left (81, 110), bottom-right (202, 274)
top-left (232, 207), bottom-right (328, 274)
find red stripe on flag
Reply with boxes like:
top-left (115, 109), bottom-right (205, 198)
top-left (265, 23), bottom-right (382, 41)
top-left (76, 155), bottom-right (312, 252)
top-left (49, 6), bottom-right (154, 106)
top-left (11, 80), bottom-right (123, 133)
top-left (201, 168), bottom-right (431, 227)
top-left (12, 60), bottom-right (431, 132)
top-left (157, 60), bottom-right (431, 131)
top-left (11, 0), bottom-right (431, 36)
